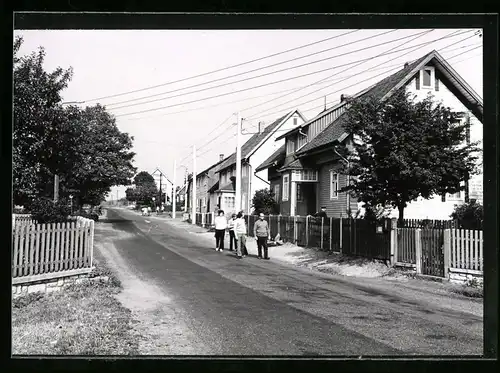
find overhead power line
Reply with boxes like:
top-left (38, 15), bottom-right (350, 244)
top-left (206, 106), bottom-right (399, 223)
top-left (80, 30), bottom-right (361, 103)
top-left (113, 30), bottom-right (473, 118)
top-left (243, 28), bottom-right (436, 118)
top-left (106, 30), bottom-right (398, 108)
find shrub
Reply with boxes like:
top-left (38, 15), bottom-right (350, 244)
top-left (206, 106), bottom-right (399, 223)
top-left (450, 200), bottom-right (483, 230)
top-left (28, 198), bottom-right (71, 224)
top-left (252, 189), bottom-right (279, 215)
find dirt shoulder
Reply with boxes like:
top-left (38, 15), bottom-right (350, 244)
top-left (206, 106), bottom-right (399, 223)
top-left (94, 212), bottom-right (211, 355)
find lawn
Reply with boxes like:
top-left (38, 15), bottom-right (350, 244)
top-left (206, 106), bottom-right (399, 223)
top-left (12, 258), bottom-right (138, 355)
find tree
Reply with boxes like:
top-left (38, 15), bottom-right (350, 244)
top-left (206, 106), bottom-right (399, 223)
top-left (13, 36), bottom-right (73, 206)
top-left (338, 89), bottom-right (481, 222)
top-left (125, 171), bottom-right (158, 206)
top-left (252, 189), bottom-right (279, 215)
top-left (13, 36), bottom-right (136, 208)
top-left (450, 200), bottom-right (483, 230)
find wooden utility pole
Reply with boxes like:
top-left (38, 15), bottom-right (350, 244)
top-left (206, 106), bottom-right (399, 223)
top-left (235, 112), bottom-right (242, 213)
top-left (53, 174), bottom-right (59, 203)
top-left (172, 159), bottom-right (177, 219)
top-left (192, 145), bottom-right (197, 224)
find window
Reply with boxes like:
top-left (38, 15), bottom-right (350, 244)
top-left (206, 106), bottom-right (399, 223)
top-left (422, 69), bottom-right (432, 87)
top-left (242, 165), bottom-right (247, 177)
top-left (330, 171), bottom-right (339, 199)
top-left (224, 196), bottom-right (235, 209)
top-left (273, 184), bottom-right (280, 202)
top-left (286, 138), bottom-right (296, 155)
top-left (293, 117), bottom-right (298, 126)
top-left (282, 175), bottom-right (289, 201)
top-left (296, 184), bottom-right (303, 202)
top-left (203, 197), bottom-right (207, 207)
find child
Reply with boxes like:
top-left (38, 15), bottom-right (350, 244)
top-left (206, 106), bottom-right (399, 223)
top-left (227, 213), bottom-right (238, 251)
top-left (214, 210), bottom-right (227, 252)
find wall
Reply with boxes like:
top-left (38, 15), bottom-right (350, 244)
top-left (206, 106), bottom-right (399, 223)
top-left (249, 112), bottom-right (305, 212)
top-left (317, 162), bottom-right (358, 218)
top-left (12, 273), bottom-right (110, 298)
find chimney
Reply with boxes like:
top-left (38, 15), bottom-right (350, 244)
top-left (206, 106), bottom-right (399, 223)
top-left (341, 94), bottom-right (349, 102)
top-left (219, 154), bottom-right (224, 162)
top-left (404, 62), bottom-right (409, 68)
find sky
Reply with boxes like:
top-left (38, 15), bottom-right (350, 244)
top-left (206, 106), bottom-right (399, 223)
top-left (14, 28), bottom-right (483, 201)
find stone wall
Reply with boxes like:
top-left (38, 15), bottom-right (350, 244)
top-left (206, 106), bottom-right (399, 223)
top-left (449, 270), bottom-right (484, 286)
top-left (12, 274), bottom-right (111, 298)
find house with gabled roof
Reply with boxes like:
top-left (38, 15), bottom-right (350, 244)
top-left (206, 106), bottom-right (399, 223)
top-left (213, 109), bottom-right (307, 215)
top-left (189, 154), bottom-right (227, 213)
top-left (256, 50), bottom-right (483, 219)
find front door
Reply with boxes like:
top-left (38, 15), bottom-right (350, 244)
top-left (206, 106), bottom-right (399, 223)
top-left (295, 183), bottom-right (317, 216)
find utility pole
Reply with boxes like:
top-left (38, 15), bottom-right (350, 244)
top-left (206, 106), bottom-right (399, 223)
top-left (53, 174), bottom-right (60, 203)
top-left (235, 112), bottom-right (242, 213)
top-left (116, 189), bottom-right (119, 205)
top-left (173, 159), bottom-right (177, 219)
top-left (192, 145), bottom-right (197, 224)
top-left (184, 169), bottom-right (188, 212)
top-left (159, 172), bottom-right (162, 210)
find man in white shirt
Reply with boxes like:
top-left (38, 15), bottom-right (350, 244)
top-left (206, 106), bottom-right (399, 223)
top-left (214, 210), bottom-right (227, 252)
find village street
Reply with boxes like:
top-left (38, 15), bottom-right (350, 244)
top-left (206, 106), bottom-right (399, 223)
top-left (97, 207), bottom-right (483, 356)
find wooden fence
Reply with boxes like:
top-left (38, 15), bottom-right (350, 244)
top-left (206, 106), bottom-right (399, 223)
top-left (450, 229), bottom-right (483, 272)
top-left (12, 217), bottom-right (95, 282)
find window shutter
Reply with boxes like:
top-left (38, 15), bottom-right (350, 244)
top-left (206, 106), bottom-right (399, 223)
top-left (415, 73), bottom-right (420, 90)
top-left (435, 77), bottom-right (439, 91)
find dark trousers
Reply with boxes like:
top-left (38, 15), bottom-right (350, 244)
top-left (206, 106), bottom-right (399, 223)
top-left (215, 229), bottom-right (225, 250)
top-left (257, 236), bottom-right (269, 258)
top-left (229, 230), bottom-right (237, 251)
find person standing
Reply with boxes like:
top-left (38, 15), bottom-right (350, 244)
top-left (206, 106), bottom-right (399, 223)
top-left (227, 213), bottom-right (238, 251)
top-left (234, 211), bottom-right (247, 259)
top-left (253, 213), bottom-right (271, 260)
top-left (214, 210), bottom-right (227, 252)
top-left (315, 206), bottom-right (328, 219)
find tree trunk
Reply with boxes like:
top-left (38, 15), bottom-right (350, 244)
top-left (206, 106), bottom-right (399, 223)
top-left (398, 205), bottom-right (405, 225)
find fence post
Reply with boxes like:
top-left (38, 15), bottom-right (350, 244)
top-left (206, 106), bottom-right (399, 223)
top-left (390, 218), bottom-right (398, 265)
top-left (339, 215), bottom-right (343, 253)
top-left (202, 213), bottom-right (205, 227)
top-left (306, 215), bottom-right (309, 247)
top-left (277, 215), bottom-right (281, 236)
top-left (415, 228), bottom-right (422, 274)
top-left (294, 215), bottom-right (297, 243)
top-left (329, 217), bottom-right (332, 251)
top-left (320, 217), bottom-right (324, 250)
top-left (443, 228), bottom-right (451, 280)
top-left (89, 220), bottom-right (95, 268)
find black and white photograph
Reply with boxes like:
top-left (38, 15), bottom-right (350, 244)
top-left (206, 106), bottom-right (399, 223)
top-left (11, 15), bottom-right (491, 358)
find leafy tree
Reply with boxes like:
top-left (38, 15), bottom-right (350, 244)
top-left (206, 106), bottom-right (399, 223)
top-left (338, 89), bottom-right (480, 222)
top-left (252, 189), bottom-right (279, 215)
top-left (125, 171), bottom-right (158, 206)
top-left (13, 36), bottom-right (73, 206)
top-left (450, 200), bottom-right (483, 230)
top-left (13, 36), bottom-right (136, 208)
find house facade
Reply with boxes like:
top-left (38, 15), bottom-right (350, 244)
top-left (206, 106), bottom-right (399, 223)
top-left (213, 109), bottom-right (307, 216)
top-left (189, 155), bottom-right (226, 213)
top-left (257, 50), bottom-right (483, 220)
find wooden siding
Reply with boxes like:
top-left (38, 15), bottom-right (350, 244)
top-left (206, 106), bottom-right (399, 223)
top-left (307, 105), bottom-right (346, 140)
top-left (297, 133), bottom-right (307, 149)
top-left (318, 162), bottom-right (357, 218)
top-left (286, 138), bottom-right (296, 155)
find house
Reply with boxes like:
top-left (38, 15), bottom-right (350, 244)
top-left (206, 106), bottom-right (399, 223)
top-left (213, 109), bottom-right (307, 215)
top-left (189, 155), bottom-right (227, 213)
top-left (256, 50), bottom-right (483, 219)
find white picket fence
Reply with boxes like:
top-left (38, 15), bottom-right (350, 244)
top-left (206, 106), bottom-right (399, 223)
top-left (12, 215), bottom-right (95, 283)
top-left (450, 229), bottom-right (483, 272)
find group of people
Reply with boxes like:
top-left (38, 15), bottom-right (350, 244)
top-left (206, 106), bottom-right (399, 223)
top-left (141, 204), bottom-right (165, 216)
top-left (213, 210), bottom-right (271, 260)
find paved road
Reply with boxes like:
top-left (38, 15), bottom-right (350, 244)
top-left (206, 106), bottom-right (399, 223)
top-left (99, 208), bottom-right (483, 356)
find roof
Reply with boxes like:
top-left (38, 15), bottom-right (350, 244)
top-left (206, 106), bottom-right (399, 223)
top-left (207, 181), bottom-right (220, 193)
top-left (196, 157), bottom-right (227, 180)
top-left (215, 110), bottom-right (298, 173)
top-left (277, 158), bottom-right (307, 172)
top-left (216, 181), bottom-right (235, 193)
top-left (254, 144), bottom-right (286, 172)
top-left (296, 50), bottom-right (483, 156)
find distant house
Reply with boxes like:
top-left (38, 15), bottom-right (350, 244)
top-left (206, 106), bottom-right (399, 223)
top-left (256, 50), bottom-right (483, 219)
top-left (213, 109), bottom-right (307, 215)
top-left (188, 155), bottom-right (226, 213)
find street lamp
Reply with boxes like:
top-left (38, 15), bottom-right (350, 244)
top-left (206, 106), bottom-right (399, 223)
top-left (69, 195), bottom-right (74, 215)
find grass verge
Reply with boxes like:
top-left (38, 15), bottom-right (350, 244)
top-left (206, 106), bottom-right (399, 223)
top-left (12, 252), bottom-right (138, 355)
